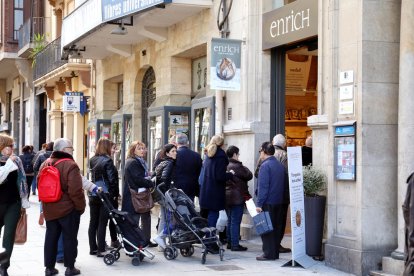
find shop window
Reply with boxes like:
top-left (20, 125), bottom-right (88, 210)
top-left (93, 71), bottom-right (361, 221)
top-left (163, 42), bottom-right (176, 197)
top-left (13, 0), bottom-right (23, 40)
top-left (117, 82), bottom-right (123, 109)
top-left (141, 67), bottom-right (156, 144)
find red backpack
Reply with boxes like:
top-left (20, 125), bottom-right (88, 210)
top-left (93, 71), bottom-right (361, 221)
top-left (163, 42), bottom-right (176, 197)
top-left (38, 158), bottom-right (72, 203)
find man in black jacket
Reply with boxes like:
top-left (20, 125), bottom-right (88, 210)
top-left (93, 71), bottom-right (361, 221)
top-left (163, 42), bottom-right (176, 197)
top-left (173, 133), bottom-right (202, 202)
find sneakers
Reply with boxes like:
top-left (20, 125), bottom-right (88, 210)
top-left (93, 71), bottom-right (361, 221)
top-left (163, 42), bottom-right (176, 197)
top-left (45, 267), bottom-right (59, 276)
top-left (65, 267), bottom-right (80, 276)
top-left (39, 212), bottom-right (45, 226)
top-left (154, 236), bottom-right (166, 249)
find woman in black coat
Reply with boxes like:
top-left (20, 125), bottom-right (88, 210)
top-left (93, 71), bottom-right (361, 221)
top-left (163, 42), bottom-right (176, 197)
top-left (199, 135), bottom-right (233, 227)
top-left (153, 143), bottom-right (177, 249)
top-left (121, 141), bottom-right (157, 247)
top-left (88, 138), bottom-right (119, 256)
top-left (225, 146), bottom-right (252, 251)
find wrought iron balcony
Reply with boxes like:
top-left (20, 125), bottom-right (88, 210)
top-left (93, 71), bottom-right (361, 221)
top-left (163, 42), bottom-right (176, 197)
top-left (18, 17), bottom-right (47, 57)
top-left (33, 37), bottom-right (67, 81)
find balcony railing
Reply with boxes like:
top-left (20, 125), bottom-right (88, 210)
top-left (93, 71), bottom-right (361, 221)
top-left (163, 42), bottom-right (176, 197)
top-left (33, 37), bottom-right (67, 81)
top-left (18, 17), bottom-right (46, 51)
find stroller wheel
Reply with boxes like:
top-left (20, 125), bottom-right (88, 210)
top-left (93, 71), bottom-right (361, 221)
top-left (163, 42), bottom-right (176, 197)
top-left (201, 251), bottom-right (207, 265)
top-left (164, 247), bottom-right (176, 260)
top-left (103, 253), bottom-right (115, 265)
top-left (219, 249), bottom-right (224, 261)
top-left (180, 246), bottom-right (194, 257)
top-left (131, 257), bottom-right (141, 266)
top-left (173, 248), bottom-right (178, 259)
top-left (110, 250), bottom-right (121, 261)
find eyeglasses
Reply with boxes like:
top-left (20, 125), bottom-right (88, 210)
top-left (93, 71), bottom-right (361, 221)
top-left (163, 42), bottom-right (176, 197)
top-left (137, 147), bottom-right (147, 151)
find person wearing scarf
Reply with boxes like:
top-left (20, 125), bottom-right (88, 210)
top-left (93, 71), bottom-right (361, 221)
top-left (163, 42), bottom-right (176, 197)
top-left (122, 141), bottom-right (157, 248)
top-left (0, 134), bottom-right (29, 276)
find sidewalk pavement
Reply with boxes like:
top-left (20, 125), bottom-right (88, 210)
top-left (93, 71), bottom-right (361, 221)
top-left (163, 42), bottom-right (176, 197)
top-left (4, 195), bottom-right (353, 276)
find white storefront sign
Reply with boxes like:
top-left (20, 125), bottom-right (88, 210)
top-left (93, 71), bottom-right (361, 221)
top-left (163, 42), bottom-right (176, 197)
top-left (63, 92), bottom-right (83, 112)
top-left (285, 147), bottom-right (315, 268)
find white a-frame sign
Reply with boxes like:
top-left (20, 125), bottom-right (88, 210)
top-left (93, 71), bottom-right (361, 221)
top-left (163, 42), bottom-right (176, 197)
top-left (283, 146), bottom-right (316, 268)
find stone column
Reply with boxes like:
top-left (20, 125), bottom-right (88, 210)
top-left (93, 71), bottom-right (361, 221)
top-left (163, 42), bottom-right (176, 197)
top-left (49, 110), bottom-right (62, 142)
top-left (396, 0), bottom-right (414, 258)
top-left (63, 112), bottom-right (74, 141)
top-left (73, 113), bottom-right (85, 173)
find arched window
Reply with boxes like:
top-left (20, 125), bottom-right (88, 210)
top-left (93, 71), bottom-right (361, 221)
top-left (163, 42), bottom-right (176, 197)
top-left (141, 67), bottom-right (156, 144)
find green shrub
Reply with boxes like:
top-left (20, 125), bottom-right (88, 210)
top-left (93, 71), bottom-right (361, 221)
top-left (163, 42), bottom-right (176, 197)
top-left (302, 165), bottom-right (327, 196)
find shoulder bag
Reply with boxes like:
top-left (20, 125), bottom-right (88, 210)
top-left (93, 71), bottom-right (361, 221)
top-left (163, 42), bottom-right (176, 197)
top-left (15, 209), bottom-right (27, 244)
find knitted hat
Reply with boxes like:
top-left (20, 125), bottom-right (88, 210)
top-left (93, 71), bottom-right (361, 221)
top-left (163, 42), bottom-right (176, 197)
top-left (0, 134), bottom-right (14, 152)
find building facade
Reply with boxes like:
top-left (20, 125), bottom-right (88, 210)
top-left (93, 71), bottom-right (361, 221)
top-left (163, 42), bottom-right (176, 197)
top-left (1, 0), bottom-right (411, 275)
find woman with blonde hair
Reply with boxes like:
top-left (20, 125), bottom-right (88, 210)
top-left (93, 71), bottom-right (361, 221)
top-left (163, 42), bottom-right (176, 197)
top-left (0, 134), bottom-right (29, 276)
top-left (121, 141), bottom-right (157, 247)
top-left (199, 135), bottom-right (233, 228)
top-left (88, 138), bottom-right (119, 256)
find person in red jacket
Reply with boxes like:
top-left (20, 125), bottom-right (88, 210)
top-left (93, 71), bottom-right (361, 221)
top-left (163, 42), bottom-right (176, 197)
top-left (40, 138), bottom-right (86, 276)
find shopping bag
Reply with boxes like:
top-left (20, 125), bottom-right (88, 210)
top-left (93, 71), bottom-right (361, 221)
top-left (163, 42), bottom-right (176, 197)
top-left (253, 211), bottom-right (273, 235)
top-left (216, 210), bottom-right (228, 232)
top-left (15, 209), bottom-right (27, 244)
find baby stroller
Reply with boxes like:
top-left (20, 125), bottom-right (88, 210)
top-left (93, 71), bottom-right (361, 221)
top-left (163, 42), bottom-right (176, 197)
top-left (157, 183), bottom-right (224, 264)
top-left (97, 191), bottom-right (155, 266)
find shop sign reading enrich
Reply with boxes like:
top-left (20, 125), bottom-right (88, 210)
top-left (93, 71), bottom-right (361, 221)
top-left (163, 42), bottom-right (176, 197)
top-left (262, 0), bottom-right (318, 50)
top-left (102, 0), bottom-right (172, 22)
top-left (210, 38), bottom-right (242, 91)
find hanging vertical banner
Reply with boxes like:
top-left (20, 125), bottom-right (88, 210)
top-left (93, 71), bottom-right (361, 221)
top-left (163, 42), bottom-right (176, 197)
top-left (63, 92), bottom-right (83, 112)
top-left (210, 38), bottom-right (242, 91)
top-left (283, 146), bottom-right (315, 268)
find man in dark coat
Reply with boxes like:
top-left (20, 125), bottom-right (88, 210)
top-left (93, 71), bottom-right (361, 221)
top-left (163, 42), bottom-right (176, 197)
top-left (40, 138), bottom-right (85, 276)
top-left (256, 141), bottom-right (285, 261)
top-left (173, 133), bottom-right (202, 202)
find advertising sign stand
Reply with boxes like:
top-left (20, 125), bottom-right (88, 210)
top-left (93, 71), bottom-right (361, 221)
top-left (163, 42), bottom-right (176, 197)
top-left (283, 147), bottom-right (316, 269)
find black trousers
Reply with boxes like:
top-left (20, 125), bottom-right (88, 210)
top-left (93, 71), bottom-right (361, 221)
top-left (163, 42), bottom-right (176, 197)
top-left (0, 201), bottom-right (21, 269)
top-left (131, 212), bottom-right (151, 241)
top-left (109, 197), bottom-right (118, 242)
top-left (278, 203), bottom-right (289, 245)
top-left (88, 196), bottom-right (109, 252)
top-left (260, 204), bottom-right (283, 259)
top-left (44, 210), bottom-right (81, 269)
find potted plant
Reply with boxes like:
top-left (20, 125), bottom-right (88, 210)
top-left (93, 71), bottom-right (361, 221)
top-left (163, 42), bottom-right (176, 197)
top-left (302, 164), bottom-right (327, 258)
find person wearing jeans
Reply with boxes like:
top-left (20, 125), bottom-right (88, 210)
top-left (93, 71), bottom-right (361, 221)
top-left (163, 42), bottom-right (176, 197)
top-left (225, 146), bottom-right (252, 251)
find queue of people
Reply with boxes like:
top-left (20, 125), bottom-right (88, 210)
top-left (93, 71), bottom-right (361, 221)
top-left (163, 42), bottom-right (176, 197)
top-left (0, 131), bottom-right (314, 276)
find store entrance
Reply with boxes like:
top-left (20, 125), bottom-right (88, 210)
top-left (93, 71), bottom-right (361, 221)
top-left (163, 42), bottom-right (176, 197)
top-left (271, 39), bottom-right (318, 235)
top-left (284, 42), bottom-right (317, 147)
top-left (271, 39), bottom-right (318, 145)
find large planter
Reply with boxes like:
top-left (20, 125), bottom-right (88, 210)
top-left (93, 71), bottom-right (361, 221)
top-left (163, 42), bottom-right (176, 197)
top-left (304, 195), bottom-right (326, 257)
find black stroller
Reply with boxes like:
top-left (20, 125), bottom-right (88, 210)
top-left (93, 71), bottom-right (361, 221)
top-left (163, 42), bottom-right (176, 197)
top-left (157, 183), bottom-right (224, 264)
top-left (97, 191), bottom-right (155, 266)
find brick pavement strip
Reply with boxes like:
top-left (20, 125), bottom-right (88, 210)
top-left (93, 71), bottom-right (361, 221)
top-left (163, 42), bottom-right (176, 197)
top-left (5, 196), bottom-right (352, 276)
